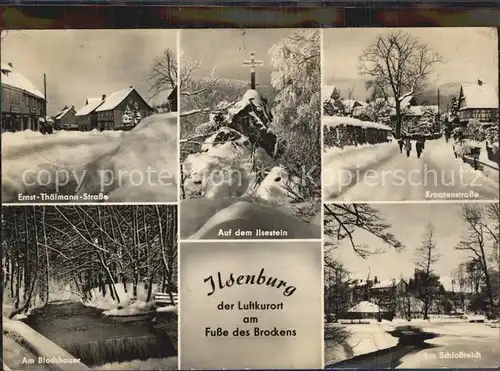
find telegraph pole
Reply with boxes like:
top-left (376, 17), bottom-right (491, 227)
top-left (43, 73), bottom-right (47, 121)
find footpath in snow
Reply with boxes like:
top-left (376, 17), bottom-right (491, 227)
top-left (323, 141), bottom-right (399, 201)
top-left (2, 113), bottom-right (178, 203)
top-left (425, 138), bottom-right (499, 196)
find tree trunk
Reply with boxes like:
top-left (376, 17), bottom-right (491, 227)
top-left (10, 207), bottom-right (40, 319)
top-left (42, 206), bottom-right (50, 306)
top-left (395, 102), bottom-right (402, 139)
top-left (23, 207), bottom-right (30, 303)
top-left (132, 206), bottom-right (139, 298)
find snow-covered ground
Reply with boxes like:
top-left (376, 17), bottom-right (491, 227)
top-left (183, 128), bottom-right (302, 204)
top-left (180, 197), bottom-right (322, 239)
top-left (325, 322), bottom-right (398, 364)
top-left (325, 318), bottom-right (499, 367)
top-left (323, 141), bottom-right (398, 201)
top-left (2, 113), bottom-right (178, 203)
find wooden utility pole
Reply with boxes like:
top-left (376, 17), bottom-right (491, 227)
top-left (437, 88), bottom-right (440, 112)
top-left (43, 73), bottom-right (47, 121)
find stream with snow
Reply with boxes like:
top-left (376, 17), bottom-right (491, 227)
top-left (22, 302), bottom-right (177, 368)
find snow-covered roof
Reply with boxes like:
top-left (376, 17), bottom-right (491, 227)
top-left (1, 63), bottom-right (44, 99)
top-left (75, 97), bottom-right (104, 116)
top-left (149, 87), bottom-right (176, 108)
top-left (95, 87), bottom-right (135, 112)
top-left (459, 82), bottom-right (498, 110)
top-left (349, 301), bottom-right (380, 313)
top-left (323, 84), bottom-right (340, 100)
top-left (407, 105), bottom-right (439, 116)
top-left (54, 106), bottom-right (74, 120)
top-left (323, 116), bottom-right (392, 131)
top-left (342, 99), bottom-right (365, 111)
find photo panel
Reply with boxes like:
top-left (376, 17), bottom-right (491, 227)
top-left (322, 27), bottom-right (499, 202)
top-left (179, 240), bottom-right (323, 369)
top-left (323, 202), bottom-right (499, 369)
top-left (1, 29), bottom-right (179, 204)
top-left (2, 204), bottom-right (179, 371)
top-left (179, 28), bottom-right (322, 240)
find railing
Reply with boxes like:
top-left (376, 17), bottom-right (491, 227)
top-left (462, 155), bottom-right (499, 172)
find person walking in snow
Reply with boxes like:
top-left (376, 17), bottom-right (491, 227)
top-left (404, 138), bottom-right (412, 157)
top-left (416, 137), bottom-right (423, 158)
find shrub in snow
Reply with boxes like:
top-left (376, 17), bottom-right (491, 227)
top-left (466, 119), bottom-right (487, 142)
top-left (132, 102), bottom-right (142, 125)
top-left (121, 105), bottom-right (133, 126)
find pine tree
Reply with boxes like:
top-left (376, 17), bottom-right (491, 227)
top-left (122, 105), bottom-right (133, 126)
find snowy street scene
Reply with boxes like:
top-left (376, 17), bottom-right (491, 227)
top-left (2, 205), bottom-right (178, 371)
top-left (323, 202), bottom-right (500, 369)
top-left (322, 28), bottom-right (499, 202)
top-left (1, 30), bottom-right (178, 203)
top-left (178, 29), bottom-right (322, 239)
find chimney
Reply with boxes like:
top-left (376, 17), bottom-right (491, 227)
top-left (478, 79), bottom-right (483, 86)
top-left (129, 85), bottom-right (133, 89)
top-left (8, 62), bottom-right (13, 68)
top-left (102, 94), bottom-right (106, 100)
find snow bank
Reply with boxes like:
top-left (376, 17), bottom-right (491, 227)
top-left (77, 113), bottom-right (178, 202)
top-left (84, 282), bottom-right (178, 317)
top-left (323, 142), bottom-right (399, 201)
top-left (183, 128), bottom-right (301, 203)
top-left (323, 116), bottom-right (392, 131)
top-left (184, 199), bottom-right (321, 239)
top-left (3, 318), bottom-right (91, 370)
top-left (2, 129), bottom-right (125, 202)
top-left (85, 283), bottom-right (157, 311)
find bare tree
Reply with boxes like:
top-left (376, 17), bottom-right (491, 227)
top-left (324, 203), bottom-right (403, 258)
top-left (149, 48), bottom-right (178, 97)
top-left (359, 31), bottom-right (442, 138)
top-left (456, 204), bottom-right (497, 318)
top-left (414, 223), bottom-right (440, 319)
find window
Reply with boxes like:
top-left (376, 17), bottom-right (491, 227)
top-left (25, 95), bottom-right (29, 105)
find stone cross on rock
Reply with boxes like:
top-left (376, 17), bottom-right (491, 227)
top-left (242, 51), bottom-right (264, 90)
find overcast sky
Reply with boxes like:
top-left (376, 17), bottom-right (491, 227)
top-left (181, 29), bottom-right (294, 85)
top-left (1, 29), bottom-right (177, 115)
top-left (326, 203), bottom-right (496, 287)
top-left (323, 28), bottom-right (498, 100)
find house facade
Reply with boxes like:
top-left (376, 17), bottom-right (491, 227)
top-left (75, 97), bottom-right (104, 131)
top-left (54, 105), bottom-right (77, 130)
top-left (458, 80), bottom-right (499, 123)
top-left (95, 87), bottom-right (152, 130)
top-left (1, 63), bottom-right (45, 132)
